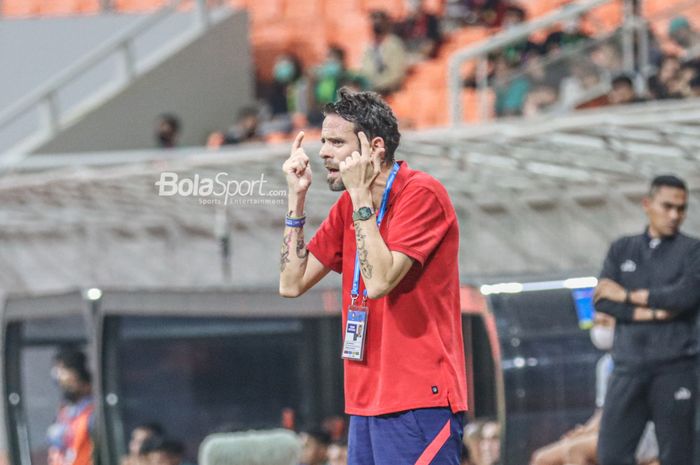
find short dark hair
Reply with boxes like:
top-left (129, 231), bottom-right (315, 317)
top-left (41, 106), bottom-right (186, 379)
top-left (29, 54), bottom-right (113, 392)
top-left (323, 87), bottom-right (401, 164)
top-left (650, 175), bottom-right (687, 197)
top-left (54, 347), bottom-right (91, 384)
top-left (612, 74), bottom-right (634, 88)
top-left (505, 5), bottom-right (527, 21)
top-left (140, 436), bottom-right (185, 457)
top-left (158, 113), bottom-right (181, 133)
top-left (328, 45), bottom-right (346, 63)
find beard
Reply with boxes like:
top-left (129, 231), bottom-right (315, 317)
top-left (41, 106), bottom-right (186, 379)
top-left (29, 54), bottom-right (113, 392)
top-left (327, 176), bottom-right (345, 191)
top-left (325, 162), bottom-right (345, 192)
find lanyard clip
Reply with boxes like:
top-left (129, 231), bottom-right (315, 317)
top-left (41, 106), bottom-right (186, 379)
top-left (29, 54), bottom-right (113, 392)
top-left (351, 293), bottom-right (359, 306)
top-left (361, 294), bottom-right (368, 306)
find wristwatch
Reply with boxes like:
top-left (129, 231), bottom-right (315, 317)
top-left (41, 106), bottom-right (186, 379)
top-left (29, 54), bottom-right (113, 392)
top-left (352, 206), bottom-right (375, 222)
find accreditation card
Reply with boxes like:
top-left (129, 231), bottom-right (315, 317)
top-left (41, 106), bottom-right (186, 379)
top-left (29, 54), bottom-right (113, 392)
top-left (341, 305), bottom-right (368, 361)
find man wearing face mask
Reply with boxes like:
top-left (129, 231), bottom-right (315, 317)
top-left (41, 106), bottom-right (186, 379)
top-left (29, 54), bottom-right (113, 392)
top-left (594, 175), bottom-right (699, 465)
top-left (360, 10), bottom-right (407, 95)
top-left (47, 348), bottom-right (96, 465)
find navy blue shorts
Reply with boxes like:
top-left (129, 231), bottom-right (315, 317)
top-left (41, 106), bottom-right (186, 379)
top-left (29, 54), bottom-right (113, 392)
top-left (348, 407), bottom-right (464, 465)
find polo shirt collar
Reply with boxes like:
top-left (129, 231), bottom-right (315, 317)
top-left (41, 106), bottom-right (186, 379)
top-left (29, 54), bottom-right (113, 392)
top-left (643, 226), bottom-right (678, 249)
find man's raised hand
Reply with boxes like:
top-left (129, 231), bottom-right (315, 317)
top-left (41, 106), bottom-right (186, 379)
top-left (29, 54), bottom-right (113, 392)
top-left (283, 131), bottom-right (312, 195)
top-left (339, 131), bottom-right (383, 192)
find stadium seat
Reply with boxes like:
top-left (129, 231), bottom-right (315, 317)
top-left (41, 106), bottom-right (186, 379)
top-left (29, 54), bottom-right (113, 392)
top-left (39, 0), bottom-right (100, 15)
top-left (112, 0), bottom-right (167, 13)
top-left (1, 0), bottom-right (41, 17)
top-left (240, 0), bottom-right (284, 24)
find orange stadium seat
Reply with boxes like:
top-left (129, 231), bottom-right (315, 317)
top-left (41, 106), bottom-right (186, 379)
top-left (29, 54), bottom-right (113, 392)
top-left (284, 0), bottom-right (323, 22)
top-left (113, 0), bottom-right (167, 13)
top-left (39, 0), bottom-right (100, 15)
top-left (324, 14), bottom-right (371, 69)
top-left (1, 0), bottom-right (41, 17)
top-left (243, 0), bottom-right (284, 25)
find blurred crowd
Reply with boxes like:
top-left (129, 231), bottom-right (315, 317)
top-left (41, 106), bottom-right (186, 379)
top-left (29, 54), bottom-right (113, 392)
top-left (466, 7), bottom-right (700, 118)
top-left (151, 1), bottom-right (700, 149)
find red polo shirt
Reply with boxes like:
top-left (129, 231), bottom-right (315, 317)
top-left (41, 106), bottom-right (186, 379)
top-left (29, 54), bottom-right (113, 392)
top-left (307, 161), bottom-right (467, 416)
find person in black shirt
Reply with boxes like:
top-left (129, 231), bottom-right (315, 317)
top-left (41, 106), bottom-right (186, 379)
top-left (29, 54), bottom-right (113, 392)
top-left (594, 175), bottom-right (699, 465)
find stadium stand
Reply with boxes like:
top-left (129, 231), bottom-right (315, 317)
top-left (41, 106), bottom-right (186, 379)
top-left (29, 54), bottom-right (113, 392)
top-left (1, 0), bottom-right (699, 150)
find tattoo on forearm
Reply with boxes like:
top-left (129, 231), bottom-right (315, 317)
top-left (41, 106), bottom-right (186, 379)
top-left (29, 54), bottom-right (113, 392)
top-left (296, 235), bottom-right (308, 259)
top-left (355, 222), bottom-right (373, 278)
top-left (280, 231), bottom-right (292, 272)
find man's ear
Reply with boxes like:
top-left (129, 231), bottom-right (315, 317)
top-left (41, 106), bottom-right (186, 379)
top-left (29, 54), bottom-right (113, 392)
top-left (370, 137), bottom-right (386, 164)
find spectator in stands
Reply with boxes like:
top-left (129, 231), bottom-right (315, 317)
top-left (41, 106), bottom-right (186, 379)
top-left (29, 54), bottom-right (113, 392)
top-left (395, 0), bottom-right (443, 63)
top-left (590, 40), bottom-right (624, 77)
top-left (522, 51), bottom-right (561, 116)
top-left (479, 421), bottom-right (501, 465)
top-left (668, 16), bottom-right (700, 57)
top-left (47, 348), bottom-right (95, 465)
top-left (267, 54), bottom-right (312, 122)
top-left (560, 59), bottom-right (604, 108)
top-left (463, 422), bottom-right (484, 465)
top-left (447, 0), bottom-right (506, 27)
top-left (155, 114), bottom-right (181, 149)
top-left (326, 439), bottom-right (347, 465)
top-left (360, 10), bottom-right (408, 95)
top-left (140, 437), bottom-right (188, 465)
top-left (647, 55), bottom-right (680, 100)
top-left (299, 429), bottom-right (331, 465)
top-left (122, 423), bottom-right (165, 465)
top-left (206, 106), bottom-right (261, 148)
top-left (607, 74), bottom-right (644, 105)
top-left (310, 46), bottom-right (367, 125)
top-left (668, 60), bottom-right (700, 98)
top-left (500, 5), bottom-right (538, 67)
top-left (542, 16), bottom-right (590, 58)
top-left (492, 54), bottom-right (530, 116)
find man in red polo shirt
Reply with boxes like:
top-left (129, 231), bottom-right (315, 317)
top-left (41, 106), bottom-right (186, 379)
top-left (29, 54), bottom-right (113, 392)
top-left (279, 88), bottom-right (467, 465)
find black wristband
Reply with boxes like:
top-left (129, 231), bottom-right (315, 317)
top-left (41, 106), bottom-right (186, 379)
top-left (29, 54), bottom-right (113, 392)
top-left (624, 290), bottom-right (631, 305)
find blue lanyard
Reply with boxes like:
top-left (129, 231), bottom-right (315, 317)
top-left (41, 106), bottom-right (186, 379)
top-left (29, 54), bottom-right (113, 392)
top-left (351, 161), bottom-right (400, 302)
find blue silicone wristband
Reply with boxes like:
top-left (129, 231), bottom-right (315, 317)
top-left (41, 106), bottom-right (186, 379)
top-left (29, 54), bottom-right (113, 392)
top-left (285, 215), bottom-right (306, 228)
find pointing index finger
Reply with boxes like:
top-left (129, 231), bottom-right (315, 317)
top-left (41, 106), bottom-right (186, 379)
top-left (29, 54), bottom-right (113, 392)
top-left (291, 131), bottom-right (305, 154)
top-left (358, 131), bottom-right (371, 158)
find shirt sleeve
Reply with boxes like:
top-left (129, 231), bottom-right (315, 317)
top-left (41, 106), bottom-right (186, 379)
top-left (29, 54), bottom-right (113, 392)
top-left (307, 198), bottom-right (345, 274)
top-left (647, 241), bottom-right (700, 315)
top-left (385, 186), bottom-right (453, 267)
top-left (595, 240), bottom-right (635, 322)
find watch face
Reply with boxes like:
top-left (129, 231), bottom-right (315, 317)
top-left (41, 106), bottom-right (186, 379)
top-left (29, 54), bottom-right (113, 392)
top-left (354, 207), bottom-right (374, 221)
top-left (358, 207), bottom-right (373, 219)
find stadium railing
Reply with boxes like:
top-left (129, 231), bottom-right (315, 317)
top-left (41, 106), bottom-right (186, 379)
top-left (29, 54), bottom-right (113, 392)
top-left (0, 0), bottom-right (218, 161)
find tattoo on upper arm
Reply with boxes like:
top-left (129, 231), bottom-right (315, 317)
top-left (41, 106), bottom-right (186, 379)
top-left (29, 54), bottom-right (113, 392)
top-left (280, 231), bottom-right (292, 272)
top-left (355, 222), bottom-right (372, 278)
